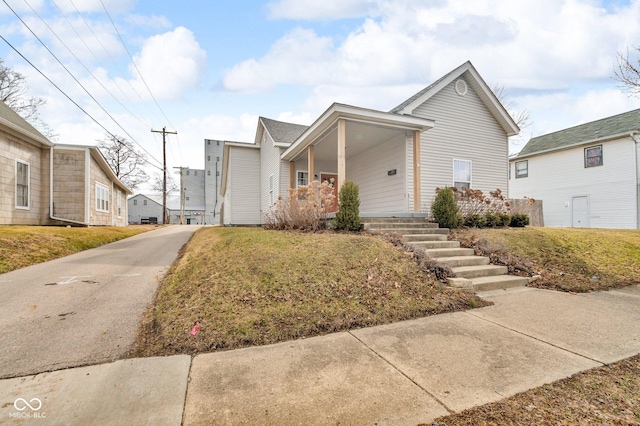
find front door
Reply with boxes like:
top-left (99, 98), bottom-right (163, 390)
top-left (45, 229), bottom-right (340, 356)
top-left (572, 196), bottom-right (589, 228)
top-left (320, 173), bottom-right (338, 213)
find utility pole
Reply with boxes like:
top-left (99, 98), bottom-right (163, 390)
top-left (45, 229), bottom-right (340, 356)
top-left (151, 127), bottom-right (177, 224)
top-left (173, 166), bottom-right (188, 225)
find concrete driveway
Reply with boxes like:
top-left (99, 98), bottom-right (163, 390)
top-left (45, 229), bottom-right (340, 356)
top-left (0, 225), bottom-right (200, 379)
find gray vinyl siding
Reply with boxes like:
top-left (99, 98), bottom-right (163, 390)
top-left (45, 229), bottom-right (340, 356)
top-left (260, 132), bottom-right (282, 213)
top-left (409, 77), bottom-right (509, 211)
top-left (127, 195), bottom-right (163, 224)
top-left (509, 137), bottom-right (638, 228)
top-left (229, 147), bottom-right (261, 225)
top-left (348, 134), bottom-right (406, 212)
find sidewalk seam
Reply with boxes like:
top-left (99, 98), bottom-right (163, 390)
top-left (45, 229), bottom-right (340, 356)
top-left (181, 355), bottom-right (195, 426)
top-left (347, 331), bottom-right (455, 415)
top-left (463, 311), bottom-right (606, 366)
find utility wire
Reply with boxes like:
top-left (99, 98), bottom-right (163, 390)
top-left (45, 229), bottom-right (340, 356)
top-left (2, 0), bottom-right (163, 168)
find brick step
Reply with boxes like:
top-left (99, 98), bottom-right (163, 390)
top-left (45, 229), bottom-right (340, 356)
top-left (363, 222), bottom-right (438, 230)
top-left (451, 264), bottom-right (508, 279)
top-left (425, 247), bottom-right (474, 258)
top-left (448, 275), bottom-right (529, 292)
top-left (369, 228), bottom-right (449, 235)
top-left (435, 255), bottom-right (490, 267)
top-left (408, 241), bottom-right (459, 249)
top-left (402, 234), bottom-right (448, 242)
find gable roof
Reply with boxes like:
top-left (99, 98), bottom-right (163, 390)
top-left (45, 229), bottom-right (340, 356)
top-left (516, 108), bottom-right (640, 158)
top-left (0, 100), bottom-right (52, 146)
top-left (390, 61), bottom-right (519, 137)
top-left (258, 117), bottom-right (308, 147)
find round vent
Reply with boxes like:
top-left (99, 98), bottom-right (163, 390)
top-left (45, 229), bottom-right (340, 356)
top-left (455, 79), bottom-right (468, 96)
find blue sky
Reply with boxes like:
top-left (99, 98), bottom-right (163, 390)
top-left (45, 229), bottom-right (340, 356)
top-left (2, 0), bottom-right (640, 185)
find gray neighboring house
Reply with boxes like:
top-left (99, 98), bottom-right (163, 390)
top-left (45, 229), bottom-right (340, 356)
top-left (221, 61), bottom-right (519, 225)
top-left (510, 108), bottom-right (640, 229)
top-left (204, 139), bottom-right (224, 224)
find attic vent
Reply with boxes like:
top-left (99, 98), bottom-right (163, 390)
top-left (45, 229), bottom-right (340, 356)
top-left (455, 79), bottom-right (468, 96)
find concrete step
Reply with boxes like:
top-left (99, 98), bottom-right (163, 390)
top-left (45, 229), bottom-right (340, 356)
top-left (425, 247), bottom-right (474, 257)
top-left (435, 255), bottom-right (490, 267)
top-left (408, 241), bottom-right (460, 249)
top-left (369, 228), bottom-right (449, 235)
top-left (402, 234), bottom-right (448, 242)
top-left (447, 275), bottom-right (529, 292)
top-left (360, 217), bottom-right (431, 224)
top-left (451, 264), bottom-right (508, 279)
top-left (363, 222), bottom-right (438, 230)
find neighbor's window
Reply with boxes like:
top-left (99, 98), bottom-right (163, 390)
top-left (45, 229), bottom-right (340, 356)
top-left (585, 145), bottom-right (603, 167)
top-left (143, 199), bottom-right (147, 206)
top-left (207, 155), bottom-right (211, 161)
top-left (269, 174), bottom-right (274, 205)
top-left (133, 199), bottom-right (138, 206)
top-left (16, 160), bottom-right (30, 209)
top-left (515, 160), bottom-right (528, 178)
top-left (297, 171), bottom-right (309, 187)
top-left (207, 170), bottom-right (211, 176)
top-left (194, 170), bottom-right (198, 176)
top-left (117, 190), bottom-right (122, 218)
top-left (96, 183), bottom-right (109, 212)
top-left (453, 159), bottom-right (471, 189)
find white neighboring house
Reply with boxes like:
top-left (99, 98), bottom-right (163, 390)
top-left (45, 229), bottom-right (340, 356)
top-left (221, 61), bottom-right (519, 225)
top-left (509, 108), bottom-right (640, 229)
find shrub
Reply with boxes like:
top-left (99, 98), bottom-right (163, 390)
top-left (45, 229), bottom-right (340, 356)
top-left (432, 187), bottom-right (460, 229)
top-left (463, 214), bottom-right (486, 228)
top-left (483, 212), bottom-right (500, 228)
top-left (262, 180), bottom-right (336, 231)
top-left (333, 181), bottom-right (362, 232)
top-left (499, 214), bottom-right (511, 227)
top-left (510, 213), bottom-right (530, 227)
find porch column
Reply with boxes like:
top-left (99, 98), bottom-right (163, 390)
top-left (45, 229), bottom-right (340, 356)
top-left (308, 146), bottom-right (315, 182)
top-left (338, 118), bottom-right (346, 189)
top-left (289, 161), bottom-right (295, 189)
top-left (413, 130), bottom-right (421, 212)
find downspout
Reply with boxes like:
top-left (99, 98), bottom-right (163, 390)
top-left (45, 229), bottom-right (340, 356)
top-left (631, 132), bottom-right (640, 229)
top-left (49, 146), bottom-right (89, 226)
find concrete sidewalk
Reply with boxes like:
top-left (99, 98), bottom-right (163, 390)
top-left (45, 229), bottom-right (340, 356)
top-left (1, 286), bottom-right (639, 425)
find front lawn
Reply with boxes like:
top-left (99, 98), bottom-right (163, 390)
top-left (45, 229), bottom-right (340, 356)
top-left (133, 227), bottom-right (488, 356)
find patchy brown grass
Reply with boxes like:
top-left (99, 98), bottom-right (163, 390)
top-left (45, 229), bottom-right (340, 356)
top-left (429, 354), bottom-right (640, 425)
top-left (0, 225), bottom-right (152, 274)
top-left (451, 227), bottom-right (640, 292)
top-left (133, 227), bottom-right (489, 356)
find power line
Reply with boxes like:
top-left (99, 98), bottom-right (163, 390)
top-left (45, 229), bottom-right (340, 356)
top-left (2, 0), bottom-right (163, 169)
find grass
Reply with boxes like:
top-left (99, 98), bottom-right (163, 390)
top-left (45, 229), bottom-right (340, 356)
top-left (0, 225), bottom-right (153, 274)
top-left (133, 227), bottom-right (489, 356)
top-left (429, 354), bottom-right (640, 425)
top-left (451, 227), bottom-right (640, 292)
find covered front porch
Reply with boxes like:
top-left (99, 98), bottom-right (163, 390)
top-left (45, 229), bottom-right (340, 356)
top-left (281, 103), bottom-right (435, 214)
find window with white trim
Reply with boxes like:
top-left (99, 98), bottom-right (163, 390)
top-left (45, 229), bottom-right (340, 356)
top-left (515, 160), bottom-right (528, 178)
top-left (453, 159), bottom-right (471, 189)
top-left (269, 174), bottom-right (274, 205)
top-left (16, 160), bottom-right (30, 209)
top-left (296, 171), bottom-right (309, 187)
top-left (143, 199), bottom-right (147, 206)
top-left (585, 145), bottom-right (603, 168)
top-left (117, 190), bottom-right (122, 218)
top-left (96, 183), bottom-right (109, 212)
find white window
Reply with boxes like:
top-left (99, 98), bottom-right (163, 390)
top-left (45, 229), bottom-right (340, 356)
top-left (585, 145), bottom-right (603, 168)
top-left (96, 183), bottom-right (109, 212)
top-left (117, 190), bottom-right (122, 218)
top-left (269, 174), bottom-right (274, 205)
top-left (453, 159), bottom-right (471, 189)
top-left (297, 171), bottom-right (309, 187)
top-left (143, 199), bottom-right (147, 206)
top-left (16, 160), bottom-right (30, 209)
top-left (515, 160), bottom-right (528, 178)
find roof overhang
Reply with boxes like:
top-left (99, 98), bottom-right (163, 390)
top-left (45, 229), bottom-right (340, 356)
top-left (0, 116), bottom-right (53, 148)
top-left (281, 103), bottom-right (435, 162)
top-left (511, 131), bottom-right (636, 160)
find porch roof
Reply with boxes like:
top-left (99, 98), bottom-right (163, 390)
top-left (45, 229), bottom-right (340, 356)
top-left (280, 103), bottom-right (435, 162)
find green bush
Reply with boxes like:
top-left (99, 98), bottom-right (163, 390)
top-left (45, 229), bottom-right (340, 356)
top-left (333, 180), bottom-right (362, 231)
top-left (510, 214), bottom-right (530, 227)
top-left (463, 214), bottom-right (486, 228)
top-left (483, 212), bottom-right (500, 228)
top-left (499, 214), bottom-right (511, 227)
top-left (432, 187), bottom-right (460, 229)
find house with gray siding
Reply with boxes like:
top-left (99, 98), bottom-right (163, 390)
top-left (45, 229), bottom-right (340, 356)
top-left (221, 61), bottom-right (518, 225)
top-left (509, 109), bottom-right (640, 229)
top-left (1, 100), bottom-right (130, 226)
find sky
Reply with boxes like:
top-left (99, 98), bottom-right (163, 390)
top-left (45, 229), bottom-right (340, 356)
top-left (2, 0), bottom-right (640, 189)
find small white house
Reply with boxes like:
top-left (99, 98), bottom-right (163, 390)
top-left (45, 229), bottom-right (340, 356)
top-left (509, 108), bottom-right (640, 229)
top-left (221, 61), bottom-right (519, 225)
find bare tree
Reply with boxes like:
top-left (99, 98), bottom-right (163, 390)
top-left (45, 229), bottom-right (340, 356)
top-left (98, 134), bottom-right (149, 190)
top-left (492, 83), bottom-right (532, 130)
top-left (151, 172), bottom-right (179, 194)
top-left (0, 59), bottom-right (55, 139)
top-left (614, 47), bottom-right (640, 97)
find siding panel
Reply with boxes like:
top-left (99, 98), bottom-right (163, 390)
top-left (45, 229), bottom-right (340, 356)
top-left (230, 147), bottom-right (261, 224)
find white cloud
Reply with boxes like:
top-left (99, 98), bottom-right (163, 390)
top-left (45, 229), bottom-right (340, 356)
top-left (124, 14), bottom-right (172, 29)
top-left (267, 0), bottom-right (378, 20)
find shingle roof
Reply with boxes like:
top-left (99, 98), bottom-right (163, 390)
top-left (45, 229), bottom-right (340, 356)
top-left (0, 100), bottom-right (50, 144)
top-left (389, 71), bottom-right (454, 114)
top-left (260, 117), bottom-right (308, 145)
top-left (518, 108), bottom-right (640, 157)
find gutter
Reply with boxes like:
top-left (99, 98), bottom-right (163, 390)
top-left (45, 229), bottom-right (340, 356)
top-left (631, 132), bottom-right (640, 230)
top-left (49, 146), bottom-right (89, 226)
